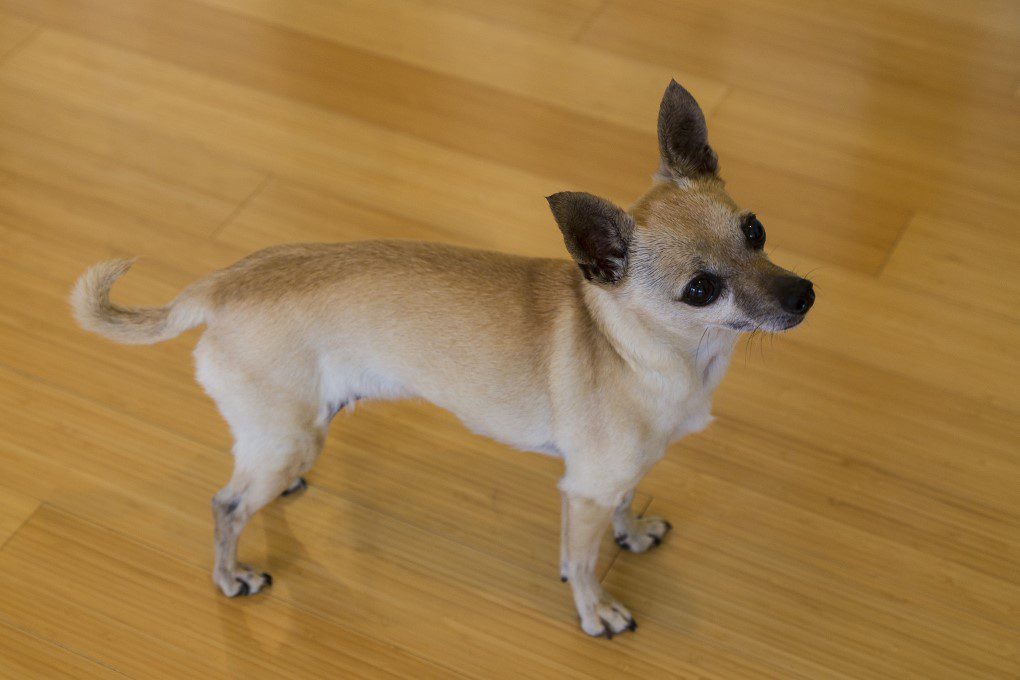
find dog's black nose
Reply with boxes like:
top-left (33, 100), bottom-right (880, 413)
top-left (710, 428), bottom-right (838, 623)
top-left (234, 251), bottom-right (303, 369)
top-left (778, 278), bottom-right (814, 315)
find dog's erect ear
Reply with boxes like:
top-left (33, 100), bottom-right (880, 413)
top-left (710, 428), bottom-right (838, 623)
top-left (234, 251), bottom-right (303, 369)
top-left (657, 79), bottom-right (718, 179)
top-left (546, 192), bottom-right (634, 285)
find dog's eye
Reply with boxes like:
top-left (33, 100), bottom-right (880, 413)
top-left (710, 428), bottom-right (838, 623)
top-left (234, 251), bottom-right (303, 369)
top-left (743, 215), bottom-right (766, 250)
top-left (681, 273), bottom-right (719, 307)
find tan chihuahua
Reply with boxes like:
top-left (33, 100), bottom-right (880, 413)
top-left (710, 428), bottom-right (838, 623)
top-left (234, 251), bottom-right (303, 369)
top-left (72, 81), bottom-right (814, 638)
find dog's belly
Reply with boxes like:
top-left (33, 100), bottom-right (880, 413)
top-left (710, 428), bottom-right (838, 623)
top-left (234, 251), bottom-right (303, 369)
top-left (317, 352), bottom-right (556, 454)
top-left (424, 384), bottom-right (557, 455)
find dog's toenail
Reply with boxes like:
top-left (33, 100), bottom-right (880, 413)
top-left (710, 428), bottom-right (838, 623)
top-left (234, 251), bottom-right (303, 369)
top-left (627, 618), bottom-right (637, 631)
top-left (233, 579), bottom-right (250, 597)
top-left (281, 478), bottom-right (307, 497)
top-left (651, 535), bottom-right (662, 547)
top-left (663, 520), bottom-right (673, 531)
top-left (560, 575), bottom-right (568, 583)
top-left (262, 572), bottom-right (272, 586)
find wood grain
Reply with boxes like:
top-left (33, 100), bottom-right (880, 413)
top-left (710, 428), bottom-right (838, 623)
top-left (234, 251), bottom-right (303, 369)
top-left (0, 0), bottom-right (1017, 677)
top-left (0, 9), bottom-right (35, 58)
top-left (0, 485), bottom-right (36, 548)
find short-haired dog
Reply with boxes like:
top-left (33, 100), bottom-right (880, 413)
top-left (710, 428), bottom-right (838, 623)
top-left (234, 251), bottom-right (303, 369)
top-left (73, 80), bottom-right (814, 637)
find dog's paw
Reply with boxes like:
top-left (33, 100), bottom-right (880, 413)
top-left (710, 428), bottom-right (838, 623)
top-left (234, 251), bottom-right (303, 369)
top-left (579, 599), bottom-right (637, 639)
top-left (215, 565), bottom-right (273, 597)
top-left (280, 477), bottom-right (308, 497)
top-left (614, 516), bottom-right (672, 554)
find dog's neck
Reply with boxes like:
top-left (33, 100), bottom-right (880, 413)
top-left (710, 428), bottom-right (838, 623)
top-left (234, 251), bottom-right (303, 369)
top-left (581, 282), bottom-right (739, 389)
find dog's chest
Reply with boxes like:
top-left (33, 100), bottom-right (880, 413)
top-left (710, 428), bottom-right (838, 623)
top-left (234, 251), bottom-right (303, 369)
top-left (655, 335), bottom-right (735, 443)
top-left (669, 392), bottom-right (715, 442)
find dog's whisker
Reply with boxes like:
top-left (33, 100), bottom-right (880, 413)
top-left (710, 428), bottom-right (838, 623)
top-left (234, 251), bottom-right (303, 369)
top-left (695, 327), bottom-right (710, 368)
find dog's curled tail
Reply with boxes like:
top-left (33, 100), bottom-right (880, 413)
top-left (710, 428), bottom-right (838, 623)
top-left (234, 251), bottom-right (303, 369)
top-left (71, 259), bottom-right (209, 345)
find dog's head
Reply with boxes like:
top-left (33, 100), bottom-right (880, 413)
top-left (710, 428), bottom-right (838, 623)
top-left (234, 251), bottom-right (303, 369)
top-left (547, 80), bottom-right (814, 335)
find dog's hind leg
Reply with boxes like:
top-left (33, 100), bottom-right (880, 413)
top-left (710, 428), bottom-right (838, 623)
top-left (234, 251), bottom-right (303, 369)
top-left (195, 335), bottom-right (328, 596)
top-left (276, 397), bottom-right (349, 498)
top-left (211, 421), bottom-right (324, 597)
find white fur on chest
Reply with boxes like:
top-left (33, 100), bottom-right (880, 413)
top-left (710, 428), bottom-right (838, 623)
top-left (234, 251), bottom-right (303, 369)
top-left (650, 330), bottom-right (736, 443)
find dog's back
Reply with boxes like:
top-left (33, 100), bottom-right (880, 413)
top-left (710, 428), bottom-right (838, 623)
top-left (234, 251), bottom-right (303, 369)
top-left (72, 240), bottom-right (590, 450)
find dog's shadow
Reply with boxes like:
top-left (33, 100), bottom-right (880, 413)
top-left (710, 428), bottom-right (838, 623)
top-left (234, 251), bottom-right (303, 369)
top-left (262, 492), bottom-right (313, 578)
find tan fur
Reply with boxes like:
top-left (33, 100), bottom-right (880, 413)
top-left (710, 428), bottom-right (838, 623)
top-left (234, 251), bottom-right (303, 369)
top-left (71, 258), bottom-right (211, 344)
top-left (70, 81), bottom-right (813, 637)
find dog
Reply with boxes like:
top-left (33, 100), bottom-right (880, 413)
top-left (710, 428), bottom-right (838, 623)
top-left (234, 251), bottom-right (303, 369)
top-left (71, 80), bottom-right (814, 638)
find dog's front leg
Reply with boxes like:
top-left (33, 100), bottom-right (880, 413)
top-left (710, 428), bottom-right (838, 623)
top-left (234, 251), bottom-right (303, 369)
top-left (561, 492), bottom-right (637, 637)
top-left (612, 490), bottom-right (672, 553)
top-left (559, 495), bottom-right (569, 582)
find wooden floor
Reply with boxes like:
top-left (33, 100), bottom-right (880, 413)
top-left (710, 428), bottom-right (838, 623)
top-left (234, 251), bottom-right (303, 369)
top-left (0, 0), bottom-right (1017, 677)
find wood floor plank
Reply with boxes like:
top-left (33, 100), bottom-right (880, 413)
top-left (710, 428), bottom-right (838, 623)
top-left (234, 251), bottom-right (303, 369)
top-left (612, 494), bottom-right (1017, 679)
top-left (644, 453), bottom-right (1020, 632)
top-left (0, 292), bottom-right (223, 449)
top-left (215, 177), bottom-right (485, 251)
top-left (873, 0), bottom-right (1020, 38)
top-left (0, 9), bottom-right (34, 58)
top-left (0, 485), bottom-right (37, 547)
top-left (0, 123), bottom-right (242, 238)
top-left (425, 0), bottom-right (603, 38)
top-left (709, 89), bottom-right (1020, 232)
top-left (0, 29), bottom-right (576, 255)
top-left (214, 175), bottom-right (587, 262)
top-left (0, 184), bottom-right (249, 295)
top-left (0, 0), bottom-right (658, 200)
top-left (581, 1), bottom-right (1020, 232)
top-left (0, 506), bottom-right (463, 679)
top-left (714, 350), bottom-right (1020, 528)
top-left (791, 258), bottom-right (1018, 412)
top-left (880, 212), bottom-right (1020, 322)
top-left (581, 0), bottom-right (1020, 111)
top-left (719, 156), bottom-right (912, 275)
top-left (0, 81), bottom-right (268, 203)
top-left (195, 0), bottom-right (727, 132)
top-left (0, 366), bottom-right (212, 502)
top-left (651, 442), bottom-right (1019, 589)
top-left (0, 621), bottom-right (127, 680)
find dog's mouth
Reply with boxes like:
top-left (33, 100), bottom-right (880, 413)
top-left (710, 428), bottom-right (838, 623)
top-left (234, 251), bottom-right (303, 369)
top-left (776, 314), bottom-right (806, 331)
top-left (726, 312), bottom-right (808, 334)
top-left (724, 320), bottom-right (757, 332)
